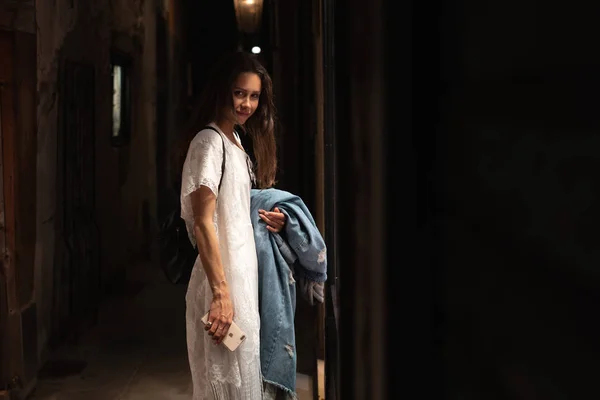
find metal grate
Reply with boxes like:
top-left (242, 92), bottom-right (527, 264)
top-left (53, 60), bottom-right (101, 344)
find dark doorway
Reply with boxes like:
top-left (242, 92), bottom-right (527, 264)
top-left (52, 60), bottom-right (101, 345)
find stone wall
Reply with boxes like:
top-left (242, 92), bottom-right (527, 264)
top-left (35, 0), bottom-right (159, 365)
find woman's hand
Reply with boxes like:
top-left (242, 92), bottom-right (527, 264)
top-left (259, 207), bottom-right (286, 233)
top-left (205, 282), bottom-right (234, 345)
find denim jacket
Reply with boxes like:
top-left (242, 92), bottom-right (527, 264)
top-left (250, 188), bottom-right (328, 396)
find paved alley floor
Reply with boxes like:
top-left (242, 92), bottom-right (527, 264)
top-left (28, 264), bottom-right (317, 400)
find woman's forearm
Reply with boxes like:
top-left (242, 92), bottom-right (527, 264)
top-left (193, 218), bottom-right (228, 294)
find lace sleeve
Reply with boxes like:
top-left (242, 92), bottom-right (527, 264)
top-left (180, 128), bottom-right (224, 239)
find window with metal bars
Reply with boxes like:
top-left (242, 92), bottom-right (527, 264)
top-left (110, 51), bottom-right (132, 147)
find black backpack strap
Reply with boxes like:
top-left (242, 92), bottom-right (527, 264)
top-left (202, 125), bottom-right (226, 191)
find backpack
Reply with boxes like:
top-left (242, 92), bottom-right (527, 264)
top-left (158, 126), bottom-right (226, 284)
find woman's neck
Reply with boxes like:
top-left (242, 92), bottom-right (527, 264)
top-left (214, 117), bottom-right (235, 139)
top-left (214, 116), bottom-right (246, 151)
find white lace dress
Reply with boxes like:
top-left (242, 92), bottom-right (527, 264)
top-left (181, 123), bottom-right (262, 400)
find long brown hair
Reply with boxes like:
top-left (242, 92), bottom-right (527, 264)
top-left (173, 51), bottom-right (277, 188)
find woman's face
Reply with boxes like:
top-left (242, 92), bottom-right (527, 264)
top-left (231, 72), bottom-right (261, 125)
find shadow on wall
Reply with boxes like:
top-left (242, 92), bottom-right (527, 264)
top-left (445, 81), bottom-right (600, 399)
top-left (448, 79), bottom-right (600, 279)
top-left (472, 128), bottom-right (600, 276)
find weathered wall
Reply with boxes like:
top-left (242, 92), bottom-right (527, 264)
top-left (36, 0), bottom-right (107, 360)
top-left (110, 0), bottom-right (157, 268)
top-left (0, 1), bottom-right (34, 34)
top-left (35, 0), bottom-right (157, 363)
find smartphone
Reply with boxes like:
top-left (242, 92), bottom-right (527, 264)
top-left (201, 312), bottom-right (247, 352)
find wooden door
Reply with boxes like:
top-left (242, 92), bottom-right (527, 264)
top-left (0, 28), bottom-right (36, 399)
top-left (0, 30), bottom-right (20, 397)
top-left (0, 28), bottom-right (38, 397)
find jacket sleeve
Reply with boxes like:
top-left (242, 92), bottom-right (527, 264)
top-left (273, 233), bottom-right (297, 265)
top-left (273, 232), bottom-right (324, 305)
top-left (281, 207), bottom-right (328, 283)
top-left (297, 276), bottom-right (325, 305)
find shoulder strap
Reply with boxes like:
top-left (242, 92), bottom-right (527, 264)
top-left (202, 125), bottom-right (226, 191)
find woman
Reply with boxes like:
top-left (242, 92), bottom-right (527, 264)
top-left (179, 51), bottom-right (286, 399)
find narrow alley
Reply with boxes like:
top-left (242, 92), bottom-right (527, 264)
top-left (11, 0), bottom-right (600, 398)
top-left (29, 264), bottom-right (192, 399)
top-left (2, 0), bottom-right (353, 398)
top-left (27, 263), bottom-right (321, 400)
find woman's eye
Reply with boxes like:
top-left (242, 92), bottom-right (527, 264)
top-left (251, 94), bottom-right (260, 99)
top-left (234, 91), bottom-right (244, 97)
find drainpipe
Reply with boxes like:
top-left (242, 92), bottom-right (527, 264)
top-left (322, 0), bottom-right (339, 399)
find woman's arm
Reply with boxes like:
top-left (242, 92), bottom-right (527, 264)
top-left (190, 186), bottom-right (232, 345)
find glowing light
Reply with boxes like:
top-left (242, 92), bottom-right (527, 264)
top-left (233, 0), bottom-right (264, 33)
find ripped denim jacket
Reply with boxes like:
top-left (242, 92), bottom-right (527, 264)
top-left (250, 188), bottom-right (327, 396)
